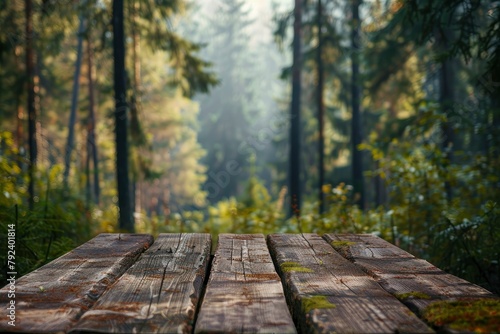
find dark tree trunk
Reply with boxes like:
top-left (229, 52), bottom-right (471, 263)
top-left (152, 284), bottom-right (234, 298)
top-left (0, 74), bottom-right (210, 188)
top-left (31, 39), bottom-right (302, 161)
top-left (86, 138), bottom-right (91, 208)
top-left (440, 59), bottom-right (455, 202)
top-left (437, 28), bottom-right (455, 203)
top-left (14, 46), bottom-right (25, 154)
top-left (16, 98), bottom-right (24, 151)
top-left (113, 0), bottom-right (133, 231)
top-left (317, 0), bottom-right (325, 214)
top-left (63, 16), bottom-right (86, 187)
top-left (87, 35), bottom-right (100, 205)
top-left (351, 0), bottom-right (365, 209)
top-left (25, 0), bottom-right (37, 209)
top-left (490, 96), bottom-right (500, 160)
top-left (131, 0), bottom-right (142, 217)
top-left (289, 0), bottom-right (302, 219)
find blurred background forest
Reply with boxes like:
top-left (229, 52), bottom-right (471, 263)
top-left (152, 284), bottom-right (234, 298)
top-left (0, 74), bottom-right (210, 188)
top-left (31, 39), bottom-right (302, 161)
top-left (1, 0), bottom-right (499, 294)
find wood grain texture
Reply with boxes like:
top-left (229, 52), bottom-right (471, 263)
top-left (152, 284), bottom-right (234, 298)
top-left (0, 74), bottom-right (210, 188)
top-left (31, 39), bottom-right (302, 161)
top-left (0, 233), bottom-right (153, 333)
top-left (268, 233), bottom-right (433, 334)
top-left (71, 233), bottom-right (211, 334)
top-left (324, 233), bottom-right (495, 313)
top-left (194, 234), bottom-right (296, 334)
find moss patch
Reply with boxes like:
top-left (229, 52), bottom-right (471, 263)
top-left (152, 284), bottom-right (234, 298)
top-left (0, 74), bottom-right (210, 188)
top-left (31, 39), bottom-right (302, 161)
top-left (330, 240), bottom-right (356, 248)
top-left (280, 261), bottom-right (313, 273)
top-left (302, 295), bottom-right (336, 313)
top-left (422, 298), bottom-right (500, 333)
top-left (395, 291), bottom-right (431, 300)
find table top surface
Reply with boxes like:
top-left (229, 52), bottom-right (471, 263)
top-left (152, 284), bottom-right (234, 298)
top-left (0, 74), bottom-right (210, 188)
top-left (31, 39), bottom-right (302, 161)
top-left (1, 233), bottom-right (497, 333)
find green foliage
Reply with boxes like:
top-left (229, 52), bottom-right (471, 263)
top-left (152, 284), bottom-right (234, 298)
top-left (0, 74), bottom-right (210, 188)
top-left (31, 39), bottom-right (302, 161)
top-left (291, 183), bottom-right (380, 234)
top-left (404, 0), bottom-right (500, 77)
top-left (0, 132), bottom-right (25, 206)
top-left (0, 163), bottom-right (97, 286)
top-left (432, 201), bottom-right (500, 294)
top-left (362, 104), bottom-right (500, 294)
top-left (0, 204), bottom-right (75, 284)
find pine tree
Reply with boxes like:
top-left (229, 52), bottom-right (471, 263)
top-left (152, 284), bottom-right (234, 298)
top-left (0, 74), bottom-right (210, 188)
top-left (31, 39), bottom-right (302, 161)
top-left (86, 33), bottom-right (100, 205)
top-left (289, 0), bottom-right (303, 218)
top-left (351, 0), bottom-right (364, 209)
top-left (25, 0), bottom-right (37, 209)
top-left (316, 0), bottom-right (325, 214)
top-left (63, 15), bottom-right (85, 187)
top-left (112, 0), bottom-right (133, 231)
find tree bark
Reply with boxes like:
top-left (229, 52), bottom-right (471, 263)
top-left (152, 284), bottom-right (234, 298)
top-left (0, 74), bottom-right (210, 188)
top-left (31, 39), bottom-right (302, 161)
top-left (25, 0), bottom-right (37, 209)
top-left (87, 34), bottom-right (100, 205)
top-left (437, 28), bottom-right (455, 203)
top-left (289, 0), bottom-right (302, 219)
top-left (351, 0), bottom-right (365, 209)
top-left (131, 0), bottom-right (142, 217)
top-left (63, 16), bottom-right (86, 187)
top-left (316, 0), bottom-right (325, 214)
top-left (86, 136), bottom-right (91, 208)
top-left (14, 45), bottom-right (25, 154)
top-left (113, 0), bottom-right (133, 231)
top-left (16, 100), bottom-right (24, 154)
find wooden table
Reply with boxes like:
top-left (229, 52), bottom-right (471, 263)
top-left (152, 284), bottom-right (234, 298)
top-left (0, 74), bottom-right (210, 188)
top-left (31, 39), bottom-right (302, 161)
top-left (0, 233), bottom-right (497, 333)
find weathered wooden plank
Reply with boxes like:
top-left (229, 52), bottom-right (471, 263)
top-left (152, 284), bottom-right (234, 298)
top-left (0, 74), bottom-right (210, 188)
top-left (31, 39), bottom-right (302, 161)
top-left (323, 234), bottom-right (495, 313)
top-left (194, 234), bottom-right (296, 334)
top-left (71, 233), bottom-right (211, 334)
top-left (0, 233), bottom-right (153, 333)
top-left (268, 233), bottom-right (433, 334)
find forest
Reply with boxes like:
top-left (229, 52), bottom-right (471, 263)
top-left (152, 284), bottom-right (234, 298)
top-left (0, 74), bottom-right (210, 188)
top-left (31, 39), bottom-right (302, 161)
top-left (0, 0), bottom-right (499, 295)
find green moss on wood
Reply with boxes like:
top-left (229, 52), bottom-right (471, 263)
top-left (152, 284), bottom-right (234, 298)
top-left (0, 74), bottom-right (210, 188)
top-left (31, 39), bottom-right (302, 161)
top-left (422, 298), bottom-right (500, 333)
top-left (330, 240), bottom-right (356, 248)
top-left (280, 261), bottom-right (313, 273)
top-left (395, 291), bottom-right (431, 300)
top-left (302, 295), bottom-right (336, 313)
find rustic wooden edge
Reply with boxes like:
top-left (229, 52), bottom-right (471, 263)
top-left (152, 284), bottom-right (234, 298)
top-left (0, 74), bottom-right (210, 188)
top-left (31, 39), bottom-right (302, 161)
top-left (0, 233), bottom-right (153, 333)
top-left (323, 234), bottom-right (496, 315)
top-left (268, 233), bottom-right (434, 334)
top-left (194, 234), bottom-right (296, 334)
top-left (70, 233), bottom-right (211, 334)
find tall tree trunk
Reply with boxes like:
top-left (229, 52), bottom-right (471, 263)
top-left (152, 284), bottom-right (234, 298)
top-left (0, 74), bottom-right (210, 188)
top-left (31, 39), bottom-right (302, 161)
top-left (131, 0), bottom-right (142, 217)
top-left (113, 0), bottom-right (133, 232)
top-left (351, 0), bottom-right (365, 209)
top-left (63, 16), bottom-right (86, 187)
top-left (14, 46), bottom-right (25, 154)
top-left (25, 0), bottom-right (37, 209)
top-left (87, 35), bottom-right (100, 205)
top-left (289, 0), bottom-right (302, 218)
top-left (490, 96), bottom-right (500, 160)
top-left (86, 138), bottom-right (91, 208)
top-left (316, 0), bottom-right (325, 214)
top-left (437, 29), bottom-right (455, 202)
top-left (35, 45), bottom-right (44, 167)
top-left (16, 99), bottom-right (24, 154)
top-left (439, 74), bottom-right (455, 151)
